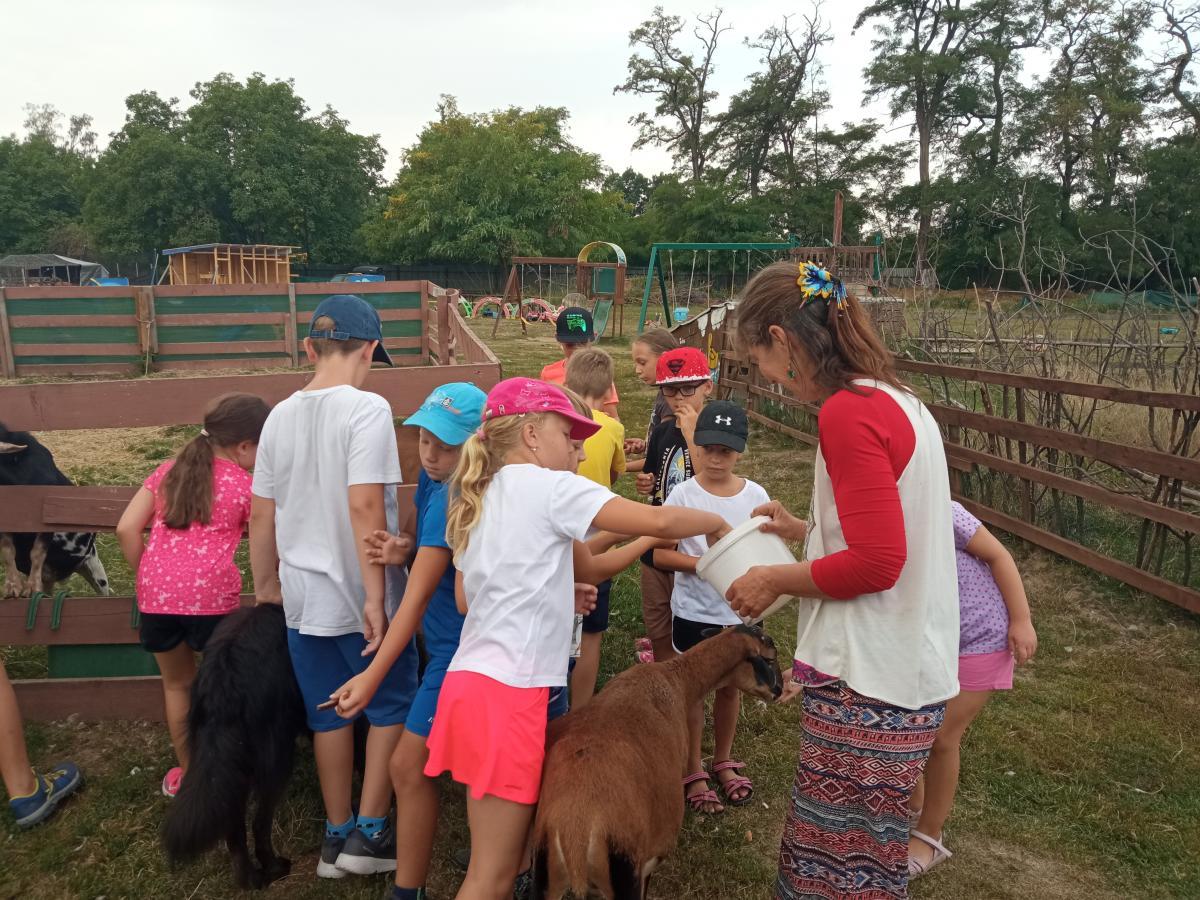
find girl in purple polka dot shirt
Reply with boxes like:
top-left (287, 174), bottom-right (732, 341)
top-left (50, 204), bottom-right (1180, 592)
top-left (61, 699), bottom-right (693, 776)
top-left (908, 501), bottom-right (1038, 878)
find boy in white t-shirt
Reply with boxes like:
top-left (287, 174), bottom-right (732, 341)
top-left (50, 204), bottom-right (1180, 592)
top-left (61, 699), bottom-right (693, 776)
top-left (654, 400), bottom-right (769, 815)
top-left (249, 294), bottom-right (419, 879)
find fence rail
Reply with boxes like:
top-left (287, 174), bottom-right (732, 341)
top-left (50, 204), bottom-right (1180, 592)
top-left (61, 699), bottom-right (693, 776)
top-left (672, 304), bottom-right (1200, 614)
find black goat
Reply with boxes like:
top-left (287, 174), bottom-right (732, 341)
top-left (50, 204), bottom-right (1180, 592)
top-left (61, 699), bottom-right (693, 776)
top-left (0, 423), bottom-right (110, 598)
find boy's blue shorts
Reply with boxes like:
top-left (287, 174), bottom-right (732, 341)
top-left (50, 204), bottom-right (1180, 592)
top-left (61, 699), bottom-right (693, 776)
top-left (404, 654), bottom-right (451, 738)
top-left (287, 628), bottom-right (418, 732)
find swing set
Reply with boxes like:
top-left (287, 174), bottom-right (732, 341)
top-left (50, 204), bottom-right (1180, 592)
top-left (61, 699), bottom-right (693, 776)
top-left (483, 242), bottom-right (628, 338)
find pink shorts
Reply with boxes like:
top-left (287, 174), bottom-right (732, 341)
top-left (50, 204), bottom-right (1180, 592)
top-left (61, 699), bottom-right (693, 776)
top-left (424, 670), bottom-right (549, 805)
top-left (958, 650), bottom-right (1014, 692)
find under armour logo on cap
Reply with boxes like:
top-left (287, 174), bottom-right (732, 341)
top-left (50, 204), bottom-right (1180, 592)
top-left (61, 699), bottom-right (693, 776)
top-left (714, 415), bottom-right (732, 425)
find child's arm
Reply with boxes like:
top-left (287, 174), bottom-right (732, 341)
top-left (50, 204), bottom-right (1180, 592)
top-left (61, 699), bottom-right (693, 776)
top-left (331, 545), bottom-right (452, 717)
top-left (115, 488), bottom-right (155, 571)
top-left (591, 496), bottom-right (727, 544)
top-left (348, 483), bottom-right (388, 654)
top-left (964, 524), bottom-right (1038, 664)
top-left (625, 457), bottom-right (646, 474)
top-left (455, 570), bottom-right (467, 615)
top-left (249, 494), bottom-right (282, 604)
top-left (652, 546), bottom-right (700, 574)
top-left (573, 536), bottom-right (668, 584)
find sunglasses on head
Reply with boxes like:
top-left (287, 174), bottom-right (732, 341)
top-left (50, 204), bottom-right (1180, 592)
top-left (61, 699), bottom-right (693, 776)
top-left (661, 382), bottom-right (706, 397)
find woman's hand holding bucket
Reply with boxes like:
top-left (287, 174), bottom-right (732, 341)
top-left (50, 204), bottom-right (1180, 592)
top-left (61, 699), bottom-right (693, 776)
top-left (752, 500), bottom-right (807, 543)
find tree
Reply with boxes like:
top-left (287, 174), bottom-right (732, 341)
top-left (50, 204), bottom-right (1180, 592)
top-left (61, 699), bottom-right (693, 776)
top-left (720, 9), bottom-right (831, 197)
top-left (616, 7), bottom-right (730, 180)
top-left (363, 101), bottom-right (624, 265)
top-left (855, 0), bottom-right (990, 284)
top-left (1155, 1), bottom-right (1200, 133)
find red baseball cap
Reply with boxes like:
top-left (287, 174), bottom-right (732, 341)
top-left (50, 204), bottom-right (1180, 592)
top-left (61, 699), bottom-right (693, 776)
top-left (482, 378), bottom-right (601, 441)
top-left (656, 346), bottom-right (710, 385)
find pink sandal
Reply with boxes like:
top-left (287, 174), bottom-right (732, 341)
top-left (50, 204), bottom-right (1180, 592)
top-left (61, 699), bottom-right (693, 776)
top-left (711, 759), bottom-right (754, 806)
top-left (682, 772), bottom-right (723, 814)
top-left (908, 830), bottom-right (952, 878)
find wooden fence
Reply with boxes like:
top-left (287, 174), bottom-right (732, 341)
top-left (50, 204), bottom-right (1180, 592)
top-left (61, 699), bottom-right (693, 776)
top-left (0, 295), bottom-right (501, 721)
top-left (0, 280), bottom-right (447, 378)
top-left (674, 304), bottom-right (1200, 614)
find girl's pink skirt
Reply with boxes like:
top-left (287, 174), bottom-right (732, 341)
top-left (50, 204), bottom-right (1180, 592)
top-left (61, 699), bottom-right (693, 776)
top-left (958, 650), bottom-right (1014, 692)
top-left (424, 670), bottom-right (549, 805)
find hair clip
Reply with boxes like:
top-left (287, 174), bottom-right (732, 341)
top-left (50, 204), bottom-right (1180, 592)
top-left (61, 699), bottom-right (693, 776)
top-left (199, 428), bottom-right (210, 437)
top-left (475, 427), bottom-right (487, 441)
top-left (797, 261), bottom-right (846, 310)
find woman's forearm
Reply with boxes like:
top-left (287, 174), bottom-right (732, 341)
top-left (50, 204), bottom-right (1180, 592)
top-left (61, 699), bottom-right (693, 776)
top-left (766, 561), bottom-right (834, 601)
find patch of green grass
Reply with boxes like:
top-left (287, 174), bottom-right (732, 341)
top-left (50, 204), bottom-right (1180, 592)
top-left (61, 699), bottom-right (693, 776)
top-left (2, 317), bottom-right (1198, 898)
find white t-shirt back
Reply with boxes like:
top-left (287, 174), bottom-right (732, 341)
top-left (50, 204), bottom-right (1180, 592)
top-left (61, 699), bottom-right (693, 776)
top-left (449, 464), bottom-right (613, 688)
top-left (664, 476), bottom-right (770, 625)
top-left (252, 385), bottom-right (403, 636)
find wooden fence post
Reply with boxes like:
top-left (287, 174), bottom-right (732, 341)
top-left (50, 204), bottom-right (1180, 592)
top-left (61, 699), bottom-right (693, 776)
top-left (437, 293), bottom-right (451, 364)
top-left (0, 287), bottom-right (14, 379)
top-left (287, 283), bottom-right (299, 368)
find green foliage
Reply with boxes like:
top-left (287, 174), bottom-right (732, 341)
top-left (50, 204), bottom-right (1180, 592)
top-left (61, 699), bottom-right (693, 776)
top-left (363, 100), bottom-right (624, 265)
top-left (0, 133), bottom-right (93, 255)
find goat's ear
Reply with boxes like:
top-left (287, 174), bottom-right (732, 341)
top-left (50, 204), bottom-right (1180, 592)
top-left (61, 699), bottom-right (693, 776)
top-left (749, 655), bottom-right (775, 687)
top-left (0, 442), bottom-right (27, 455)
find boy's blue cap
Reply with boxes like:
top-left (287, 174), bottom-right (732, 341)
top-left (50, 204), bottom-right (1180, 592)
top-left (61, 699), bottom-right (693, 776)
top-left (405, 382), bottom-right (487, 446)
top-left (309, 294), bottom-right (392, 366)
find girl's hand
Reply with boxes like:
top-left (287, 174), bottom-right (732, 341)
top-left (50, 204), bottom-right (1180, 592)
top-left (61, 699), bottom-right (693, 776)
top-left (331, 672), bottom-right (378, 719)
top-left (752, 500), bottom-right (807, 543)
top-left (574, 582), bottom-right (598, 615)
top-left (776, 681), bottom-right (803, 704)
top-left (635, 472), bottom-right (655, 496)
top-left (1009, 618), bottom-right (1038, 664)
top-left (364, 530), bottom-right (414, 567)
top-left (726, 565), bottom-right (781, 620)
top-left (624, 438), bottom-right (646, 456)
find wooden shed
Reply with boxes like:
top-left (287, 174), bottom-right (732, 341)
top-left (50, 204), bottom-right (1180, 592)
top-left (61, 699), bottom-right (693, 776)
top-left (162, 243), bottom-right (297, 285)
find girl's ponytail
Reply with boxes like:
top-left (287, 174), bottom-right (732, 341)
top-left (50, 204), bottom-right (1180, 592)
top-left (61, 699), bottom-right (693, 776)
top-left (160, 392), bottom-right (271, 529)
top-left (446, 412), bottom-right (547, 561)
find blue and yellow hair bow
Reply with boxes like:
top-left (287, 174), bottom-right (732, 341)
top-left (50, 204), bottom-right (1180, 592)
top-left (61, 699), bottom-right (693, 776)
top-left (796, 261), bottom-right (846, 310)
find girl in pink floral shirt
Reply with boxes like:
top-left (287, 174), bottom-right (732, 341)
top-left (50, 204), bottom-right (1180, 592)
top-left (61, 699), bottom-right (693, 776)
top-left (116, 393), bottom-right (270, 798)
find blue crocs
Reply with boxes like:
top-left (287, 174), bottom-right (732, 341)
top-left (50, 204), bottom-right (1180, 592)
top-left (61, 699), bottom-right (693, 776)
top-left (9, 762), bottom-right (82, 827)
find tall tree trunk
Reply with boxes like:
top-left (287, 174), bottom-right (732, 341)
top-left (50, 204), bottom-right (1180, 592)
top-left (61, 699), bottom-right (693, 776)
top-left (916, 110), bottom-right (933, 285)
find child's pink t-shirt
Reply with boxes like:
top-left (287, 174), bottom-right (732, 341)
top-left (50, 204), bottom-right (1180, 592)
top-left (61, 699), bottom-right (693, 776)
top-left (136, 457), bottom-right (251, 616)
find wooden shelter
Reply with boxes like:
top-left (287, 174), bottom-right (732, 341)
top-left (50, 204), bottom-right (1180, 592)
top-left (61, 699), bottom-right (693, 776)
top-left (162, 243), bottom-right (297, 285)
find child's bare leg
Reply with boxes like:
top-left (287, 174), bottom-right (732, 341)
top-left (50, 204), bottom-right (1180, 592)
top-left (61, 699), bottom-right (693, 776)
top-left (909, 775), bottom-right (926, 815)
top-left (570, 631), bottom-right (603, 708)
top-left (910, 690), bottom-right (992, 865)
top-left (458, 794), bottom-right (534, 900)
top-left (154, 644), bottom-right (197, 771)
top-left (0, 665), bottom-right (36, 798)
top-left (390, 730), bottom-right (439, 888)
top-left (313, 726), bottom-right (356, 826)
top-left (360, 722), bottom-right (404, 817)
top-left (712, 685), bottom-right (748, 802)
top-left (684, 698), bottom-right (720, 813)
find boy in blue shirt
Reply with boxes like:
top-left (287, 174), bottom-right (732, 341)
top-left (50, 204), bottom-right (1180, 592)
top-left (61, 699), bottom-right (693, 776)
top-left (330, 382), bottom-right (485, 900)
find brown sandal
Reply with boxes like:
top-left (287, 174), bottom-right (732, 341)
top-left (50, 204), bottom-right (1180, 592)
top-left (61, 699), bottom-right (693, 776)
top-left (682, 771), bottom-right (723, 814)
top-left (711, 759), bottom-right (754, 806)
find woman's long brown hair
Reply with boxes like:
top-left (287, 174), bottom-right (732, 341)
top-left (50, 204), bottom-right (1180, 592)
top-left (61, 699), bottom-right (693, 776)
top-left (160, 393), bottom-right (271, 529)
top-left (734, 260), bottom-right (906, 396)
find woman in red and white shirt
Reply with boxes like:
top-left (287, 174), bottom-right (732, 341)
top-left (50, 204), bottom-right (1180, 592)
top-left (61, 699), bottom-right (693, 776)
top-left (726, 261), bottom-right (958, 900)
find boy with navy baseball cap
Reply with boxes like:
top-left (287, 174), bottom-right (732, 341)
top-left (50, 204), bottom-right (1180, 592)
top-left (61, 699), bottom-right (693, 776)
top-left (250, 292), bottom-right (419, 878)
top-left (540, 306), bottom-right (620, 419)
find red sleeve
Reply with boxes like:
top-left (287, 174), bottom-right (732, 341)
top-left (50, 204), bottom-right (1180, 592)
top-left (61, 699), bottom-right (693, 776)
top-left (809, 388), bottom-right (916, 600)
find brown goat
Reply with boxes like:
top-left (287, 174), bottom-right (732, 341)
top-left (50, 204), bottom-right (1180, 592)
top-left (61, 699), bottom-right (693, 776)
top-left (532, 624), bottom-right (783, 900)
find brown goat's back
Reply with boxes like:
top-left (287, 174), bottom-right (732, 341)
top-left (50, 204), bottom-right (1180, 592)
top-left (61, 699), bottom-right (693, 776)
top-left (534, 663), bottom-right (689, 897)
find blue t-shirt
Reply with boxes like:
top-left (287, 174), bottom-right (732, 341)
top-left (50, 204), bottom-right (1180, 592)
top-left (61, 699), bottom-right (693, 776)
top-left (415, 470), bottom-right (465, 659)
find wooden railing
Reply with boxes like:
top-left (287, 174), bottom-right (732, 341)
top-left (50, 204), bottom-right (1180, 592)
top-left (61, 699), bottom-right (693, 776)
top-left (673, 306), bottom-right (1200, 614)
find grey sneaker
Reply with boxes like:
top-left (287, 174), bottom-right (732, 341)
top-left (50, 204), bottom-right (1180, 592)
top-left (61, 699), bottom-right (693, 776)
top-left (316, 834), bottom-right (348, 879)
top-left (336, 824), bottom-right (397, 875)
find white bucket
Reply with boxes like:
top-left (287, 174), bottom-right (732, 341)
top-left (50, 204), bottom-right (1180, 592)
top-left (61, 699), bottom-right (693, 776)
top-left (696, 515), bottom-right (797, 624)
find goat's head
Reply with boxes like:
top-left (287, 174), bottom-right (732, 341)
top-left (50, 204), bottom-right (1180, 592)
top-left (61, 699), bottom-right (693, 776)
top-left (703, 623), bottom-right (784, 701)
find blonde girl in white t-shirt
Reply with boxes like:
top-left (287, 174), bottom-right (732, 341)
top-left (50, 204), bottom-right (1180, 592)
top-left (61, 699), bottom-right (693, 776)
top-left (424, 377), bottom-right (727, 900)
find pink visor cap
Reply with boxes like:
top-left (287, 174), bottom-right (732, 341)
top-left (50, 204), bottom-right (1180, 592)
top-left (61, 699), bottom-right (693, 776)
top-left (483, 378), bottom-right (601, 441)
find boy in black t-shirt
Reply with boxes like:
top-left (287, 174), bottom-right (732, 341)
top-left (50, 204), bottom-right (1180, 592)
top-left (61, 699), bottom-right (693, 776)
top-left (635, 345), bottom-right (712, 663)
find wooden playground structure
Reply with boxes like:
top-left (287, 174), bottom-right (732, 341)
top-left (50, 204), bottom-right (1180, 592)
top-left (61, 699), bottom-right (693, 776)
top-left (471, 241), bottom-right (628, 338)
top-left (160, 243), bottom-right (298, 286)
top-left (0, 289), bottom-right (501, 721)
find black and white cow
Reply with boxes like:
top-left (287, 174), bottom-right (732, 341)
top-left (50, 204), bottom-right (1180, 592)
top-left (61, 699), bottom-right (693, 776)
top-left (0, 423), bottom-right (111, 599)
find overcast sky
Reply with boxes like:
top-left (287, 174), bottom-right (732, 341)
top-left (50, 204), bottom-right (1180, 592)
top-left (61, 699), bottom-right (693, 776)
top-left (1, 0), bottom-right (900, 178)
